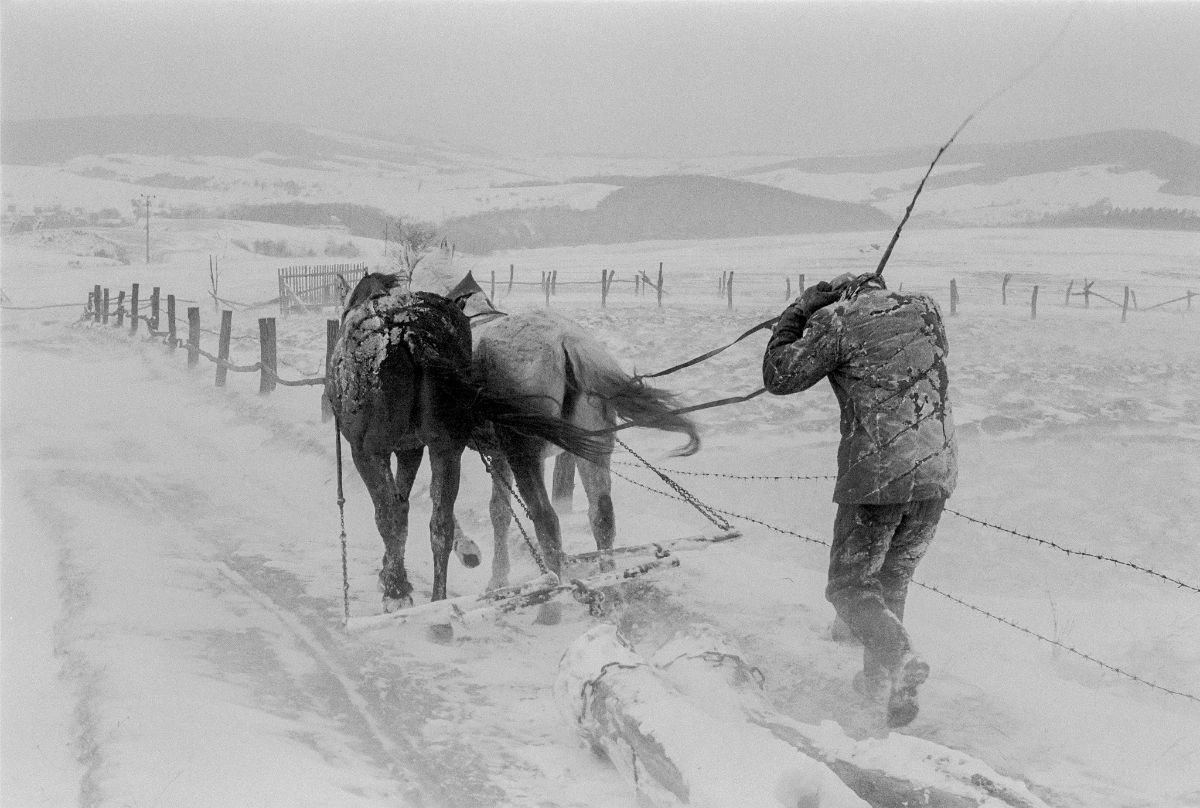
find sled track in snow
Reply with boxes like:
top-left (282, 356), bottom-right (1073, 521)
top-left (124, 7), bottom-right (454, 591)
top-left (214, 560), bottom-right (479, 807)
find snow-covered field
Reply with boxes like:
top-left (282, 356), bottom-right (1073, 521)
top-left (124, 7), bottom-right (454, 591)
top-left (3, 225), bottom-right (1199, 807)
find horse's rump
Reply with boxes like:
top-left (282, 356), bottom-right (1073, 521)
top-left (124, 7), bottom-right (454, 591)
top-left (476, 311), bottom-right (700, 456)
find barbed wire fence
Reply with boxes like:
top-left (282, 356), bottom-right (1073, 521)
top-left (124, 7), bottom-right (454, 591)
top-left (606, 454), bottom-right (1200, 706)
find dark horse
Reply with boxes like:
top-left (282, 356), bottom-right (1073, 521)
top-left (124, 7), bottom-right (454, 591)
top-left (326, 273), bottom-right (603, 612)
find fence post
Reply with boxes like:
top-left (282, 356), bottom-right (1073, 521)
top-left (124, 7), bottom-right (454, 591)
top-left (798, 273), bottom-right (805, 295)
top-left (215, 309), bottom-right (233, 387)
top-left (1121, 286), bottom-right (1130, 322)
top-left (1065, 280), bottom-right (1074, 306)
top-left (187, 307), bottom-right (200, 367)
top-left (102, 289), bottom-right (110, 325)
top-left (727, 271), bottom-right (734, 310)
top-left (130, 283), bottom-right (140, 334)
top-left (1031, 285), bottom-right (1039, 320)
top-left (166, 295), bottom-right (177, 349)
top-left (543, 273), bottom-right (550, 308)
top-left (150, 286), bottom-right (161, 331)
top-left (656, 263), bottom-right (664, 309)
top-left (551, 270), bottom-right (558, 297)
top-left (1083, 280), bottom-right (1093, 308)
top-left (1130, 290), bottom-right (1138, 310)
top-left (93, 284), bottom-right (102, 323)
top-left (950, 279), bottom-right (958, 316)
top-left (508, 264), bottom-right (514, 294)
top-left (490, 269), bottom-right (496, 301)
top-left (116, 291), bottom-right (126, 327)
top-left (1001, 273), bottom-right (1011, 305)
top-left (600, 269), bottom-right (609, 308)
top-left (785, 277), bottom-right (792, 300)
top-left (718, 271), bottom-right (725, 297)
top-left (258, 317), bottom-right (277, 395)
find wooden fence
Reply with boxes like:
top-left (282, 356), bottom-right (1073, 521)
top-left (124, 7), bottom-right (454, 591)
top-left (277, 264), bottom-right (367, 316)
top-left (78, 264), bottom-right (1195, 400)
top-left (480, 263), bottom-right (1196, 321)
top-left (83, 281), bottom-right (335, 399)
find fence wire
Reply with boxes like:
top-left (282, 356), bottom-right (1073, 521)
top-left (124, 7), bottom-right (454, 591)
top-left (608, 460), bottom-right (1200, 705)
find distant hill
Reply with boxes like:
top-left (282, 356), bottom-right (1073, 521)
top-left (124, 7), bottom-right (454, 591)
top-left (442, 175), bottom-right (892, 252)
top-left (3, 115), bottom-right (1197, 240)
top-left (736, 129), bottom-right (1200, 197)
top-left (0, 114), bottom-right (480, 166)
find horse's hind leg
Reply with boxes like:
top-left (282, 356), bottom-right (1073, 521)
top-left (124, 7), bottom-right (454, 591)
top-left (507, 449), bottom-right (566, 625)
top-left (352, 446), bottom-right (420, 610)
top-left (578, 457), bottom-right (616, 571)
top-left (508, 452), bottom-right (563, 576)
top-left (425, 443), bottom-right (463, 602)
top-left (485, 455), bottom-right (515, 591)
top-left (551, 453), bottom-right (576, 512)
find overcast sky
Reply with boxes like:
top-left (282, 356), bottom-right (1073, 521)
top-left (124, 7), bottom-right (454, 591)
top-left (2, 1), bottom-right (1198, 157)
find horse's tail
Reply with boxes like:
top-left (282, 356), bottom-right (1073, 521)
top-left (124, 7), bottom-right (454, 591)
top-left (565, 342), bottom-right (701, 457)
top-left (422, 357), bottom-right (610, 465)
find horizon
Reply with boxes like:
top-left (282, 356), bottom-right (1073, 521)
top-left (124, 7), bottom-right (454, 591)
top-left (2, 1), bottom-right (1199, 159)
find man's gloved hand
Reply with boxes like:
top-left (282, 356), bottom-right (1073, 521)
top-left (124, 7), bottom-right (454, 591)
top-left (797, 281), bottom-right (839, 316)
top-left (766, 281), bottom-right (838, 352)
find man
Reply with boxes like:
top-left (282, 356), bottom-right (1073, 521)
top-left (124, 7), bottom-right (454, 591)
top-left (762, 272), bottom-right (957, 728)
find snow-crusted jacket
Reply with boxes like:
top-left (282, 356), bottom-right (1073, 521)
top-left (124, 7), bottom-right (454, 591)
top-left (762, 288), bottom-right (957, 505)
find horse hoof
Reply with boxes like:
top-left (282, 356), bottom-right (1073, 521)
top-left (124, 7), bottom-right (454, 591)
top-left (454, 537), bottom-right (482, 569)
top-left (382, 594), bottom-right (414, 613)
top-left (425, 622), bottom-right (454, 644)
top-left (534, 601), bottom-right (563, 626)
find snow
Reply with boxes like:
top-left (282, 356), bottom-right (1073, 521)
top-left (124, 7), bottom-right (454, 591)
top-left (2, 224), bottom-right (1199, 807)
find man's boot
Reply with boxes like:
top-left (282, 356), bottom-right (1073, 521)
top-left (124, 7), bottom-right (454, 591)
top-left (887, 652), bottom-right (930, 727)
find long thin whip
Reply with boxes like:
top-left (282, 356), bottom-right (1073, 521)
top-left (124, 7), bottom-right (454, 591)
top-left (875, 5), bottom-right (1081, 277)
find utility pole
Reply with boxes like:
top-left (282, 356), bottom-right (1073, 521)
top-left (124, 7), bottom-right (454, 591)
top-left (139, 194), bottom-right (155, 264)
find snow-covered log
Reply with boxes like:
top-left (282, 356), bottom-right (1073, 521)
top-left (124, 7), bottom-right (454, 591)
top-left (651, 626), bottom-right (1050, 808)
top-left (553, 624), bottom-right (870, 808)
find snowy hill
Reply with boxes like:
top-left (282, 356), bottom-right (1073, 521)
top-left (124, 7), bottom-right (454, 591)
top-left (2, 116), bottom-right (1198, 247)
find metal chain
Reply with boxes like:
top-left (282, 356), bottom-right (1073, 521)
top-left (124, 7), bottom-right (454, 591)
top-left (571, 579), bottom-right (608, 617)
top-left (478, 453), bottom-right (549, 576)
top-left (333, 416), bottom-right (350, 623)
top-left (610, 459), bottom-right (835, 481)
top-left (614, 437), bottom-right (731, 531)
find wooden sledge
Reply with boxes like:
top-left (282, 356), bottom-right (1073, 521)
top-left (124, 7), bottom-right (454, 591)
top-left (344, 556), bottom-right (681, 632)
top-left (565, 528), bottom-right (742, 565)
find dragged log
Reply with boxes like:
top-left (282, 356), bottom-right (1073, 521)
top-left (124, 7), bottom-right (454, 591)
top-left (651, 625), bottom-right (1049, 808)
top-left (554, 624), bottom-right (869, 808)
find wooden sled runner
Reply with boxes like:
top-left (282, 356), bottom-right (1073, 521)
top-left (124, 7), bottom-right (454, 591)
top-left (344, 555), bottom-right (680, 632)
top-left (344, 529), bottom-right (741, 631)
top-left (565, 528), bottom-right (741, 565)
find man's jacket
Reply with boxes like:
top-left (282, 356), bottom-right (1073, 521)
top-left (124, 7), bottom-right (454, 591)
top-left (762, 288), bottom-right (957, 505)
